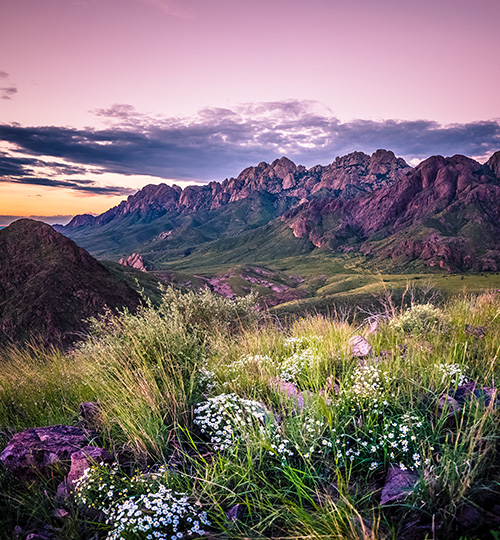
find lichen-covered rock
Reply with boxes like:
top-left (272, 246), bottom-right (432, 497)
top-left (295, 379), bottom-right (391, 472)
top-left (0, 425), bottom-right (90, 480)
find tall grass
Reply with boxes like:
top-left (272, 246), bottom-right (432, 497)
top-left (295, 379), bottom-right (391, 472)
top-left (1, 287), bottom-right (500, 538)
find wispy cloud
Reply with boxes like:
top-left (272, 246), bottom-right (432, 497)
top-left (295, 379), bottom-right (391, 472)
top-left (1, 100), bottom-right (499, 183)
top-left (136, 0), bottom-right (194, 17)
top-left (0, 87), bottom-right (17, 100)
top-left (0, 153), bottom-right (134, 195)
top-left (0, 71), bottom-right (18, 100)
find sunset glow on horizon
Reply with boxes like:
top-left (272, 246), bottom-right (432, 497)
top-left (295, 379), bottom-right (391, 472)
top-left (2, 0), bottom-right (500, 223)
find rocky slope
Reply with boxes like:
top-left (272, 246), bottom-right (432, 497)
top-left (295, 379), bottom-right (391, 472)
top-left (284, 152), bottom-right (500, 271)
top-left (57, 149), bottom-right (500, 273)
top-left (57, 150), bottom-right (409, 259)
top-left (62, 149), bottom-right (408, 230)
top-left (0, 219), bottom-right (142, 345)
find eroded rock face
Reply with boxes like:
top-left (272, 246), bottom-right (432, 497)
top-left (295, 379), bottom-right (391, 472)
top-left (0, 425), bottom-right (90, 480)
top-left (284, 153), bottom-right (500, 272)
top-left (119, 253), bottom-right (148, 272)
top-left (62, 150), bottom-right (408, 233)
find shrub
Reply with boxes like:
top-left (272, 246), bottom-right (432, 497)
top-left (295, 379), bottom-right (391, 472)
top-left (389, 303), bottom-right (449, 335)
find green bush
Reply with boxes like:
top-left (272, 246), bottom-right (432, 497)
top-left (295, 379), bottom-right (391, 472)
top-left (389, 303), bottom-right (449, 334)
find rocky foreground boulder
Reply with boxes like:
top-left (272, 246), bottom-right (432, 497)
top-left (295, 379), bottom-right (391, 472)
top-left (0, 425), bottom-right (91, 481)
top-left (57, 445), bottom-right (113, 501)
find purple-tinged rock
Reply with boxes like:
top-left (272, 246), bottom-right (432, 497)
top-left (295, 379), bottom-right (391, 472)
top-left (349, 335), bottom-right (372, 358)
top-left (381, 466), bottom-right (418, 505)
top-left (0, 425), bottom-right (90, 480)
top-left (57, 445), bottom-right (113, 501)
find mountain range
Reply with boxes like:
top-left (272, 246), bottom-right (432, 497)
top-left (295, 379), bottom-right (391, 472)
top-left (56, 149), bottom-right (500, 273)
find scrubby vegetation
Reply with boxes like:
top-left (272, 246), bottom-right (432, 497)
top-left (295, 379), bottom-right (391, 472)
top-left (2, 286), bottom-right (500, 539)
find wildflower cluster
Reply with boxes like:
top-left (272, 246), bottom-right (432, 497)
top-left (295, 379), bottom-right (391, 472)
top-left (279, 348), bottom-right (319, 383)
top-left (390, 303), bottom-right (448, 334)
top-left (332, 413), bottom-right (426, 472)
top-left (74, 464), bottom-right (210, 540)
top-left (271, 415), bottom-right (328, 461)
top-left (436, 362), bottom-right (468, 387)
top-left (193, 393), bottom-right (269, 451)
top-left (283, 335), bottom-right (323, 349)
top-left (197, 361), bottom-right (217, 394)
top-left (230, 354), bottom-right (272, 370)
top-left (299, 416), bottom-right (329, 459)
top-left (342, 364), bottom-right (395, 412)
top-left (269, 432), bottom-right (295, 460)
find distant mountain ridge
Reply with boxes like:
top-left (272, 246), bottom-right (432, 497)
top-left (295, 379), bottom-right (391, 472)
top-left (57, 149), bottom-right (500, 273)
top-left (56, 150), bottom-right (409, 257)
top-left (61, 149), bottom-right (408, 230)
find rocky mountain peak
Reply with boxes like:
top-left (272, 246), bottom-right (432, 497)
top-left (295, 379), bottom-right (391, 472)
top-left (284, 151), bottom-right (500, 272)
top-left (487, 150), bottom-right (500, 179)
top-left (62, 150), bottom-right (411, 231)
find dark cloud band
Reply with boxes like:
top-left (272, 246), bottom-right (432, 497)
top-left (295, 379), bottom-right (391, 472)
top-left (0, 101), bottom-right (499, 183)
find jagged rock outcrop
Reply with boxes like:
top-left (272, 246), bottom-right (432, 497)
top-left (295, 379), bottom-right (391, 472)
top-left (0, 219), bottom-right (141, 345)
top-left (58, 149), bottom-right (500, 272)
top-left (119, 253), bottom-right (148, 272)
top-left (62, 150), bottom-right (409, 231)
top-left (284, 154), bottom-right (500, 271)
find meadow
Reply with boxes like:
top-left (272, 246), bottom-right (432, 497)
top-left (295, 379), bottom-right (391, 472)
top-left (1, 285), bottom-right (500, 539)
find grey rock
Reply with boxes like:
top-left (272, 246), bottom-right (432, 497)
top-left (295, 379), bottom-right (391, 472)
top-left (79, 401), bottom-right (102, 430)
top-left (437, 394), bottom-right (461, 419)
top-left (464, 324), bottom-right (486, 338)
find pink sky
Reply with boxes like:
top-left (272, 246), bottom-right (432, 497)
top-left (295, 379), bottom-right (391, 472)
top-left (1, 0), bottom-right (499, 223)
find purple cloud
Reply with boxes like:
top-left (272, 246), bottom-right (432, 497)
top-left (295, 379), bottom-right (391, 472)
top-left (0, 101), bottom-right (499, 183)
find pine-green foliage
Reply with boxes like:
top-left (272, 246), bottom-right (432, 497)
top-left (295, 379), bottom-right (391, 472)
top-left (1, 287), bottom-right (500, 539)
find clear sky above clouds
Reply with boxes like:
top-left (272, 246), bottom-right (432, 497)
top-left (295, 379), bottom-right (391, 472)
top-left (1, 0), bottom-right (499, 224)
